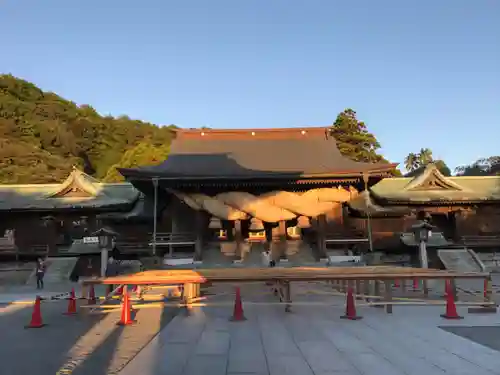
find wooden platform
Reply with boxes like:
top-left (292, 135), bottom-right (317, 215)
top-left (82, 266), bottom-right (490, 286)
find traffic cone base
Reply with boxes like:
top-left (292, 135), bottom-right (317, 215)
top-left (440, 313), bottom-right (463, 320)
top-left (340, 315), bottom-right (362, 320)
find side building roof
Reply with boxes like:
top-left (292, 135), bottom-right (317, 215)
top-left (119, 127), bottom-right (398, 181)
top-left (0, 167), bottom-right (139, 212)
top-left (370, 164), bottom-right (500, 204)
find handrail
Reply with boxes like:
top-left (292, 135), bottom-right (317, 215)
top-left (149, 232), bottom-right (197, 246)
top-left (325, 238), bottom-right (369, 243)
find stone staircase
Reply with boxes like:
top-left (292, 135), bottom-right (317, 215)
top-left (243, 243), bottom-right (265, 266)
top-left (436, 248), bottom-right (485, 295)
top-left (202, 244), bottom-right (235, 267)
top-left (285, 241), bottom-right (316, 265)
top-left (202, 241), bottom-right (320, 268)
top-left (26, 257), bottom-right (78, 285)
top-left (437, 248), bottom-right (484, 273)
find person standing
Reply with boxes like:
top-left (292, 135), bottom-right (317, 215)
top-left (35, 257), bottom-right (46, 289)
top-left (106, 256), bottom-right (118, 295)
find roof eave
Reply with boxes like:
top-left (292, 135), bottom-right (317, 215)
top-left (119, 164), bottom-right (398, 182)
top-left (370, 194), bottom-right (500, 206)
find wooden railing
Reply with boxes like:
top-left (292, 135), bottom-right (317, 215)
top-left (461, 235), bottom-right (500, 247)
top-left (115, 241), bottom-right (150, 254)
top-left (0, 239), bottom-right (16, 253)
top-left (149, 232), bottom-right (197, 247)
top-left (324, 231), bottom-right (369, 245)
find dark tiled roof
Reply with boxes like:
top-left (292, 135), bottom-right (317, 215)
top-left (120, 127), bottom-right (397, 180)
top-left (0, 168), bottom-right (139, 211)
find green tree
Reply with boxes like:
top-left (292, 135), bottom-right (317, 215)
top-left (418, 148), bottom-right (433, 165)
top-left (103, 142), bottom-right (170, 182)
top-left (329, 109), bottom-right (385, 163)
top-left (433, 160), bottom-right (452, 176)
top-left (404, 153), bottom-right (419, 172)
top-left (0, 74), bottom-right (176, 183)
top-left (403, 148), bottom-right (451, 176)
top-left (455, 156), bottom-right (500, 176)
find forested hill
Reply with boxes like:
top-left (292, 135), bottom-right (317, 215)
top-left (0, 74), bottom-right (175, 184)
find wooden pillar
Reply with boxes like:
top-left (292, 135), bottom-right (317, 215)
top-left (234, 219), bottom-right (242, 260)
top-left (384, 280), bottom-right (393, 314)
top-left (271, 224), bottom-right (279, 261)
top-left (316, 214), bottom-right (327, 258)
top-left (194, 211), bottom-right (203, 261)
top-left (278, 220), bottom-right (287, 260)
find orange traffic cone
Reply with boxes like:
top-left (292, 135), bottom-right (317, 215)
top-left (393, 279), bottom-right (400, 288)
top-left (441, 280), bottom-right (463, 320)
top-left (341, 287), bottom-right (362, 320)
top-left (25, 296), bottom-right (45, 328)
top-left (63, 288), bottom-right (77, 315)
top-left (230, 287), bottom-right (246, 322)
top-left (117, 286), bottom-right (135, 326)
top-left (88, 285), bottom-right (97, 305)
top-left (412, 278), bottom-right (419, 290)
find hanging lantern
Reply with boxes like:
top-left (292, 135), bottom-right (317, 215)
top-left (248, 218), bottom-right (264, 232)
top-left (208, 217), bottom-right (222, 229)
top-left (297, 216), bottom-right (311, 229)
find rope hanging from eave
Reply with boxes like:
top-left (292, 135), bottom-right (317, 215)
top-left (169, 187), bottom-right (359, 223)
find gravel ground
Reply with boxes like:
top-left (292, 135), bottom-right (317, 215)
top-left (0, 292), bottom-right (178, 375)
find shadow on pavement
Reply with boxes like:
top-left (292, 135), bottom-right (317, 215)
top-left (440, 325), bottom-right (500, 352)
top-left (0, 291), bottom-right (179, 375)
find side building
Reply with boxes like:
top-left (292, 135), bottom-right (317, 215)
top-left (0, 167), bottom-right (149, 259)
top-left (347, 164), bottom-right (500, 251)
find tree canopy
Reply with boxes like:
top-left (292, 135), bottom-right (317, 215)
top-left (455, 156), bottom-right (500, 176)
top-left (103, 142), bottom-right (170, 182)
top-left (329, 109), bottom-right (401, 176)
top-left (330, 109), bottom-right (384, 163)
top-left (403, 148), bottom-right (451, 177)
top-left (0, 74), bottom-right (175, 184)
top-left (1, 76), bottom-right (403, 184)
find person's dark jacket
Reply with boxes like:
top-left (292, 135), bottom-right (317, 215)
top-left (105, 260), bottom-right (120, 277)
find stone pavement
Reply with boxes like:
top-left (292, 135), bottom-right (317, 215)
top-left (118, 301), bottom-right (500, 375)
top-left (0, 287), bottom-right (177, 375)
top-left (0, 283), bottom-right (108, 303)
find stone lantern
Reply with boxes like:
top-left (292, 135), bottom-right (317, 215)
top-left (92, 227), bottom-right (118, 277)
top-left (411, 220), bottom-right (434, 269)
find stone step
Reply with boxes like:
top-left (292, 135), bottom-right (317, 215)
top-left (26, 257), bottom-right (78, 285)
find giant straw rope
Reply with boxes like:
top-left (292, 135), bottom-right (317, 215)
top-left (169, 187), bottom-right (359, 223)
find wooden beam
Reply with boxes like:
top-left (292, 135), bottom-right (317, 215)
top-left (82, 266), bottom-right (490, 285)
